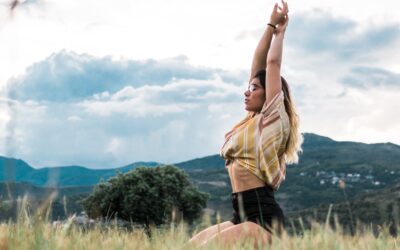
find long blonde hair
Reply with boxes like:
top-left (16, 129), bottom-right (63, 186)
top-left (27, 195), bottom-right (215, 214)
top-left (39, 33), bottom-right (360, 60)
top-left (281, 76), bottom-right (303, 164)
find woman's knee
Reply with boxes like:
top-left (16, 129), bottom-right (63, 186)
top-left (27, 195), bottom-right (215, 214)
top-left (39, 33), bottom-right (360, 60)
top-left (240, 222), bottom-right (266, 234)
top-left (239, 222), bottom-right (271, 245)
top-left (189, 221), bottom-right (234, 244)
top-left (205, 221), bottom-right (235, 235)
top-left (212, 222), bottom-right (270, 247)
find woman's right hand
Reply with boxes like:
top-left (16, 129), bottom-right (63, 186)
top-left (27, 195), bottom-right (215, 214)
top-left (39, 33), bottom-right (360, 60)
top-left (269, 0), bottom-right (288, 26)
top-left (275, 13), bottom-right (289, 35)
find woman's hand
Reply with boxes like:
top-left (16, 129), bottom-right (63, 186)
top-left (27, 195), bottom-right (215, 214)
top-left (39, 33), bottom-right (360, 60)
top-left (265, 1), bottom-right (289, 103)
top-left (269, 0), bottom-right (289, 26)
top-left (249, 1), bottom-right (289, 80)
top-left (275, 13), bottom-right (289, 35)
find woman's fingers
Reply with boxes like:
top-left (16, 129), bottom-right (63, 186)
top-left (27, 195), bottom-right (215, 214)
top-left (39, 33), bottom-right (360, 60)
top-left (271, 1), bottom-right (289, 25)
top-left (281, 0), bottom-right (287, 9)
top-left (282, 14), bottom-right (289, 27)
top-left (275, 14), bottom-right (289, 34)
top-left (273, 3), bottom-right (278, 11)
top-left (275, 3), bottom-right (288, 16)
top-left (280, 0), bottom-right (289, 14)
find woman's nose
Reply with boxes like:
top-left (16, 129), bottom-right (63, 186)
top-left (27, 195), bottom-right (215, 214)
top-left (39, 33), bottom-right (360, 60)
top-left (244, 90), bottom-right (250, 96)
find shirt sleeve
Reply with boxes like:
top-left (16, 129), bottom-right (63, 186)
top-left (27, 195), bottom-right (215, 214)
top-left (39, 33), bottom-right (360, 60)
top-left (257, 91), bottom-right (286, 190)
top-left (257, 124), bottom-right (286, 190)
top-left (260, 91), bottom-right (284, 117)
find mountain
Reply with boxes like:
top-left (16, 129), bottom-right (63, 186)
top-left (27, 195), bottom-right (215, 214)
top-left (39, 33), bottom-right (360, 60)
top-left (0, 158), bottom-right (159, 187)
top-left (182, 133), bottom-right (400, 218)
top-left (0, 156), bottom-right (34, 180)
top-left (175, 155), bottom-right (225, 170)
top-left (0, 182), bottom-right (92, 221)
top-left (0, 182), bottom-right (93, 200)
top-left (1, 133), bottom-right (400, 222)
top-left (286, 182), bottom-right (400, 234)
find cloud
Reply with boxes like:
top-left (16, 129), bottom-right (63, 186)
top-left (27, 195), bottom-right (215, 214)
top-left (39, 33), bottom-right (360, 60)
top-left (5, 50), bottom-right (246, 102)
top-left (2, 51), bottom-right (248, 168)
top-left (79, 77), bottom-right (242, 117)
top-left (3, 6), bottom-right (400, 168)
top-left (288, 10), bottom-right (400, 60)
top-left (2, 86), bottom-right (245, 168)
top-left (5, 0), bottom-right (46, 13)
top-left (341, 66), bottom-right (400, 89)
top-left (236, 9), bottom-right (400, 61)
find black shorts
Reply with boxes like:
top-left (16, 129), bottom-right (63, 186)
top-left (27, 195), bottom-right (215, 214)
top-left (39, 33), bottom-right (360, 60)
top-left (230, 186), bottom-right (285, 232)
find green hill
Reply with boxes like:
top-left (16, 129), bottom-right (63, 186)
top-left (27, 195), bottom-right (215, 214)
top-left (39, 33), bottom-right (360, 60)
top-left (183, 133), bottom-right (400, 219)
top-left (0, 159), bottom-right (159, 187)
top-left (286, 182), bottom-right (400, 234)
top-left (0, 182), bottom-right (92, 221)
top-left (1, 133), bottom-right (400, 224)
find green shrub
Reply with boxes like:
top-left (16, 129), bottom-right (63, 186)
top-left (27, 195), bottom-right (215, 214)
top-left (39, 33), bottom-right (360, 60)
top-left (82, 165), bottom-right (209, 227)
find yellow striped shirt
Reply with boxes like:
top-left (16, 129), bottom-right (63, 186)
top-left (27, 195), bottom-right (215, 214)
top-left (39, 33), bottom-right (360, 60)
top-left (220, 91), bottom-right (290, 190)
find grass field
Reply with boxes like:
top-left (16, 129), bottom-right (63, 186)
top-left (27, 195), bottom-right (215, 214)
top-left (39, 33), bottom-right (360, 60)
top-left (0, 196), bottom-right (399, 249)
top-left (1, 216), bottom-right (399, 249)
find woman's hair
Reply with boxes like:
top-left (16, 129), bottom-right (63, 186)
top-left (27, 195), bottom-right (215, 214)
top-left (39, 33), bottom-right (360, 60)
top-left (254, 69), bottom-right (303, 164)
top-left (254, 69), bottom-right (266, 88)
top-left (280, 76), bottom-right (303, 164)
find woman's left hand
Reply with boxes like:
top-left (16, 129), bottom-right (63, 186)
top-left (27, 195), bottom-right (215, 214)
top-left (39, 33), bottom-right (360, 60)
top-left (270, 3), bottom-right (284, 26)
top-left (275, 13), bottom-right (289, 34)
top-left (275, 1), bottom-right (289, 34)
top-left (270, 0), bottom-right (288, 25)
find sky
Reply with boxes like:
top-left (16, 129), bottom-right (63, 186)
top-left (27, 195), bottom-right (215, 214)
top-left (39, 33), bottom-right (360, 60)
top-left (0, 0), bottom-right (399, 169)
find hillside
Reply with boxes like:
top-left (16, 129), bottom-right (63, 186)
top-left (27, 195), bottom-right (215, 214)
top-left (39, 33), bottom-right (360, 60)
top-left (286, 182), bottom-right (400, 234)
top-left (183, 133), bottom-right (400, 218)
top-left (1, 133), bottom-right (400, 222)
top-left (0, 182), bottom-right (92, 221)
top-left (0, 158), bottom-right (159, 187)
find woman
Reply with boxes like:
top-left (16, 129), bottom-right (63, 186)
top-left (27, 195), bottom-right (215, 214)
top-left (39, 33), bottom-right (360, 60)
top-left (189, 1), bottom-right (302, 247)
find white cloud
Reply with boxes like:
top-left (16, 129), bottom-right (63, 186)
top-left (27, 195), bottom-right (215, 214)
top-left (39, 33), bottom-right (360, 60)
top-left (4, 50), bottom-right (245, 102)
top-left (2, 53), bottom-right (247, 168)
top-left (1, 0), bottom-right (399, 168)
top-left (67, 115), bottom-right (81, 122)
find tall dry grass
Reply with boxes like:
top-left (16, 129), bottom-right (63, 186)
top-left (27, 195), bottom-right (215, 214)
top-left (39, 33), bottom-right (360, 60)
top-left (1, 218), bottom-right (399, 249)
top-left (0, 195), bottom-right (399, 250)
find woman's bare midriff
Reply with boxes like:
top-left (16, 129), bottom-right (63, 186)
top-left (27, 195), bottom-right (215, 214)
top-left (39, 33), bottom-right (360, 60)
top-left (227, 159), bottom-right (266, 193)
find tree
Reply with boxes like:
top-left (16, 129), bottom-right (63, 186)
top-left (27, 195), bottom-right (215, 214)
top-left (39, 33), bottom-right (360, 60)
top-left (82, 165), bottom-right (209, 226)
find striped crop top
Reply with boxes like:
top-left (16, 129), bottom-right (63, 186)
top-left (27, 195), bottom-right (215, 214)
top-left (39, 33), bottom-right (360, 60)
top-left (220, 91), bottom-right (290, 190)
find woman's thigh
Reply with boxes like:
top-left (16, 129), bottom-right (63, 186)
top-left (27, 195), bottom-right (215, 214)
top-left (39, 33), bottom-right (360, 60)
top-left (205, 221), bottom-right (271, 248)
top-left (189, 221), bottom-right (235, 245)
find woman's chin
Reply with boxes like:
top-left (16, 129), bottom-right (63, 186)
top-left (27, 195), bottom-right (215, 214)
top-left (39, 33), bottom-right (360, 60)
top-left (244, 106), bottom-right (252, 112)
top-left (244, 106), bottom-right (261, 113)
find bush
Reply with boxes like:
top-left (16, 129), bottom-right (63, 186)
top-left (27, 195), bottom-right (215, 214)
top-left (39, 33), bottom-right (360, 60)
top-left (82, 165), bottom-right (209, 227)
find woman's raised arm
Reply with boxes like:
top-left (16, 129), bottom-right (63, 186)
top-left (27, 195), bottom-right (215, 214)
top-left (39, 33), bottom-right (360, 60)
top-left (265, 2), bottom-right (289, 103)
top-left (249, 3), bottom-right (286, 81)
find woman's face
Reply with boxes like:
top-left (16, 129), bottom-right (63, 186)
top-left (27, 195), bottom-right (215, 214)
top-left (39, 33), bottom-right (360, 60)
top-left (244, 78), bottom-right (266, 113)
